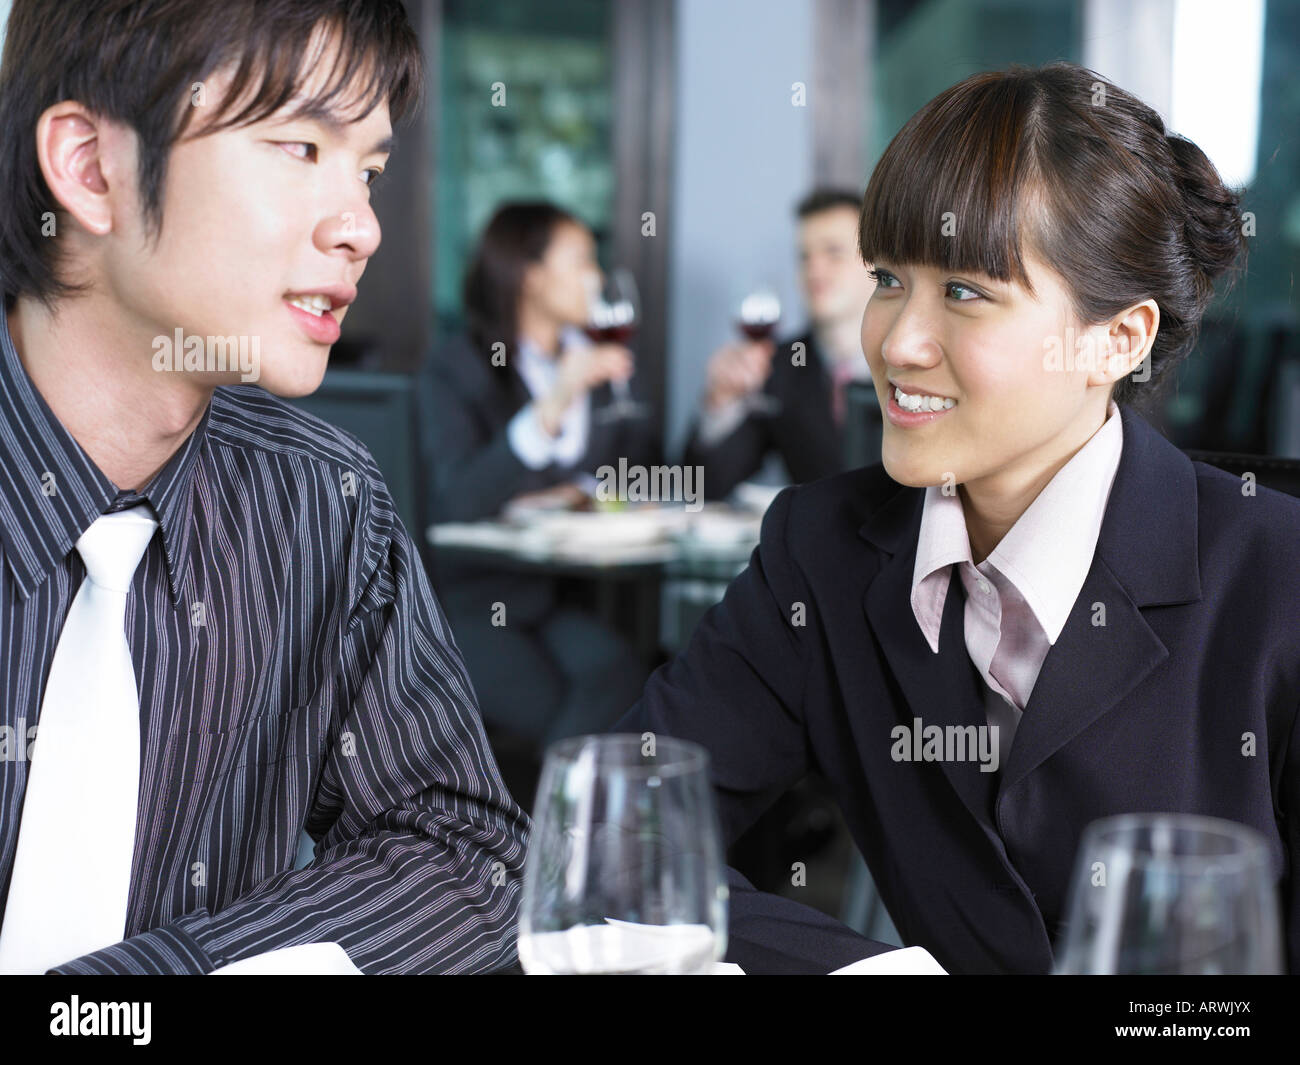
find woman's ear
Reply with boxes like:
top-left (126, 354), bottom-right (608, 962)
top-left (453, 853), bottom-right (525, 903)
top-left (1088, 298), bottom-right (1159, 389)
top-left (34, 102), bottom-right (131, 238)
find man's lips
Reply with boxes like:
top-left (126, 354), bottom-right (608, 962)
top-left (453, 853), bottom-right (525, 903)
top-left (284, 298), bottom-right (342, 344)
top-left (283, 283), bottom-right (357, 312)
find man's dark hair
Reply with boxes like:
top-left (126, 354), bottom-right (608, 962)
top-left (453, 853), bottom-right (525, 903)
top-left (0, 0), bottom-right (423, 309)
top-left (796, 188), bottom-right (864, 220)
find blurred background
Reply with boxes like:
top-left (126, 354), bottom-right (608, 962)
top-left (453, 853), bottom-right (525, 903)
top-left (4, 0), bottom-right (1297, 946)
top-left (223, 0), bottom-right (1295, 460)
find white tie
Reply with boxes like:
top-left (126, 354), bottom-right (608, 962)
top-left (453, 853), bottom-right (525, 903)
top-left (0, 504), bottom-right (158, 973)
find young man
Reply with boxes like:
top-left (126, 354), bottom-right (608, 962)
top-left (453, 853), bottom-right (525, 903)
top-left (0, 0), bottom-right (527, 974)
top-left (682, 188), bottom-right (879, 500)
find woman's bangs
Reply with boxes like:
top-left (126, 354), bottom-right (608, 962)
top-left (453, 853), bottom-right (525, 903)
top-left (859, 72), bottom-right (1040, 292)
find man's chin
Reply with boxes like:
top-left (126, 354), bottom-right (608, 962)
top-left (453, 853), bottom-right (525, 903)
top-left (250, 348), bottom-right (331, 398)
top-left (256, 367), bottom-right (329, 399)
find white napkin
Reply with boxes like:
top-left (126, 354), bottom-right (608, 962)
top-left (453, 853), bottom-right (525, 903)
top-left (829, 946), bottom-right (947, 975)
top-left (209, 942), bottom-right (362, 975)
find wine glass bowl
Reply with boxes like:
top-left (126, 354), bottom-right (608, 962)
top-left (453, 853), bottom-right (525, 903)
top-left (518, 733), bottom-right (729, 975)
top-left (735, 287), bottom-right (782, 342)
top-left (1055, 812), bottom-right (1283, 975)
top-left (731, 284), bottom-right (783, 416)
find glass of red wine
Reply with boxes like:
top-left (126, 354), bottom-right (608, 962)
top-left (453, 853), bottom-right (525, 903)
top-left (734, 285), bottom-right (783, 416)
top-left (587, 268), bottom-right (650, 423)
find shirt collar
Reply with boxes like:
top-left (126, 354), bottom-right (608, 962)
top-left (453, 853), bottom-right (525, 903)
top-left (0, 296), bottom-right (209, 604)
top-left (910, 397), bottom-right (1124, 652)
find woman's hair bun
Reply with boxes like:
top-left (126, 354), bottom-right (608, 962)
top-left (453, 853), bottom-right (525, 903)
top-left (1164, 131), bottom-right (1248, 297)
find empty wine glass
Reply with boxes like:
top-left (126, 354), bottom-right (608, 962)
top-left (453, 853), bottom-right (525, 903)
top-left (587, 268), bottom-right (650, 423)
top-left (1054, 813), bottom-right (1283, 974)
top-left (518, 733), bottom-right (729, 974)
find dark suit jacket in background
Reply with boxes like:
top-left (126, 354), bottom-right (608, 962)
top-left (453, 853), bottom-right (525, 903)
top-left (682, 332), bottom-right (845, 501)
top-left (415, 333), bottom-right (661, 622)
top-left (621, 403), bottom-right (1300, 973)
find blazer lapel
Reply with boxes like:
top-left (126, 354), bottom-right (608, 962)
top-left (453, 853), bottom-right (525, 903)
top-left (997, 404), bottom-right (1201, 798)
top-left (860, 485), bottom-right (1000, 833)
top-left (859, 405), bottom-right (1202, 830)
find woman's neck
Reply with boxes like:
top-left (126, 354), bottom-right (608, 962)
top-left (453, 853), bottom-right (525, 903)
top-left (517, 305), bottom-right (562, 358)
top-left (958, 400), bottom-right (1111, 564)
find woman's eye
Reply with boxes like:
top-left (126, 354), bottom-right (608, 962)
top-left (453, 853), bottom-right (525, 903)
top-left (362, 168), bottom-right (383, 188)
top-left (946, 281), bottom-right (982, 301)
top-left (867, 267), bottom-right (899, 288)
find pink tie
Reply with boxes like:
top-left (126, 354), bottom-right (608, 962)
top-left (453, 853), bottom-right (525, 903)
top-left (831, 362), bottom-right (857, 426)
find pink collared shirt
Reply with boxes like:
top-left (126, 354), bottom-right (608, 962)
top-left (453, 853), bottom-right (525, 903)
top-left (908, 399), bottom-right (1124, 768)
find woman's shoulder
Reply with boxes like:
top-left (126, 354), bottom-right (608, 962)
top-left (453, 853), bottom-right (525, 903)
top-left (760, 464), bottom-right (916, 557)
top-left (424, 331), bottom-right (487, 374)
top-left (421, 332), bottom-right (515, 399)
top-left (1187, 458), bottom-right (1300, 594)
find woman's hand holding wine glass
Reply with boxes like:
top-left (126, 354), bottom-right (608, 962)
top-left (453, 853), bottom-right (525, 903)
top-left (536, 344), bottom-right (633, 437)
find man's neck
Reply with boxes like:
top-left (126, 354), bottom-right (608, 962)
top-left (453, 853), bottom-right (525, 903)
top-left (813, 316), bottom-right (865, 369)
top-left (9, 295), bottom-right (212, 492)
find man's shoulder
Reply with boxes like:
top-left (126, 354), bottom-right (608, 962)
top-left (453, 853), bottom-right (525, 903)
top-left (207, 384), bottom-right (378, 479)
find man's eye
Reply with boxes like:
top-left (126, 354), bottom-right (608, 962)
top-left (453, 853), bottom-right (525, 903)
top-left (279, 142), bottom-right (317, 162)
top-left (867, 267), bottom-right (899, 288)
top-left (362, 168), bottom-right (384, 188)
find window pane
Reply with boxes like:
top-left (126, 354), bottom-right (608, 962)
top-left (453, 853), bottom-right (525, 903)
top-left (435, 0), bottom-right (613, 338)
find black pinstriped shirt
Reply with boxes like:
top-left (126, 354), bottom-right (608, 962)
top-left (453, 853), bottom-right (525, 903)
top-left (0, 298), bottom-right (529, 973)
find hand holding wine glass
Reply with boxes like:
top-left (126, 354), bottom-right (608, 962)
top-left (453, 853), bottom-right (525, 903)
top-left (703, 338), bottom-right (776, 411)
top-left (536, 344), bottom-right (632, 435)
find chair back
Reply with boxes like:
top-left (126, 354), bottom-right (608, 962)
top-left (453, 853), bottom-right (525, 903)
top-left (1182, 449), bottom-right (1300, 499)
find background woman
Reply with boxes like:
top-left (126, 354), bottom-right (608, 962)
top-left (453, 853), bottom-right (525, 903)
top-left (418, 202), bottom-right (659, 800)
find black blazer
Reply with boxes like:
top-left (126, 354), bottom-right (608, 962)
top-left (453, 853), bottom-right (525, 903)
top-left (416, 334), bottom-right (661, 620)
top-left (620, 403), bottom-right (1300, 973)
top-left (682, 332), bottom-right (844, 500)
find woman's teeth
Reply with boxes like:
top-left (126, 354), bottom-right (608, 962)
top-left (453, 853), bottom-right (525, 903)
top-left (287, 294), bottom-right (331, 317)
top-left (894, 386), bottom-right (956, 412)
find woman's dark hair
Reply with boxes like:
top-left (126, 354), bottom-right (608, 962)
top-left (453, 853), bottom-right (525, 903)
top-left (0, 0), bottom-right (422, 309)
top-left (462, 201), bottom-right (583, 368)
top-left (859, 61), bottom-right (1248, 408)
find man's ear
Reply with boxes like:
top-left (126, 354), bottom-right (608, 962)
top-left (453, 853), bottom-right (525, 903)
top-left (1087, 298), bottom-right (1159, 388)
top-left (34, 102), bottom-right (132, 238)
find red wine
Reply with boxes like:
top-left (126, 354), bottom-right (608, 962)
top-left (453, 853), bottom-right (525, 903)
top-left (738, 320), bottom-right (778, 342)
top-left (584, 324), bottom-right (636, 344)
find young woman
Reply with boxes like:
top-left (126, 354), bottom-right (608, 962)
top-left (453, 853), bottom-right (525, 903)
top-left (417, 203), bottom-right (659, 762)
top-left (619, 62), bottom-right (1300, 974)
